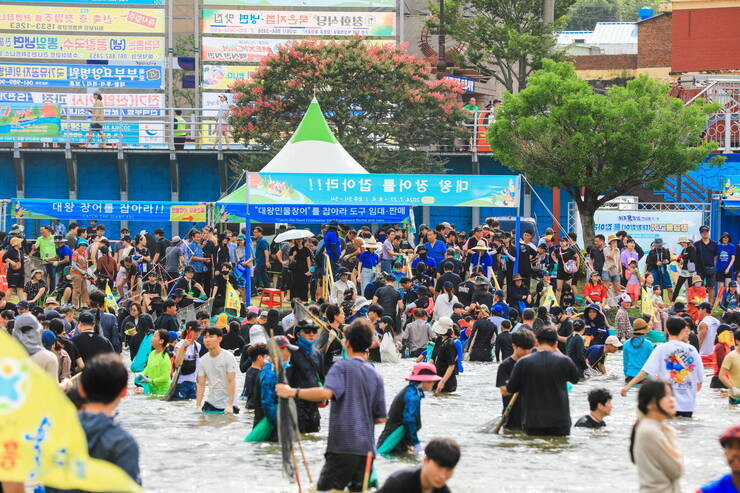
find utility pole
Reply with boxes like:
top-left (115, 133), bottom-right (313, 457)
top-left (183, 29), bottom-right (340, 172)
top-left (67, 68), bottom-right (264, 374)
top-left (543, 0), bottom-right (554, 24)
top-left (436, 0), bottom-right (447, 80)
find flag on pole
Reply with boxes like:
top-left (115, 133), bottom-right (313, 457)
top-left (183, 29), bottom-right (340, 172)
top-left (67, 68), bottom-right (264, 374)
top-left (641, 288), bottom-right (657, 322)
top-left (541, 286), bottom-right (559, 308)
top-left (491, 273), bottom-right (501, 292)
top-left (0, 331), bottom-right (142, 492)
top-left (225, 282), bottom-right (240, 311)
top-left (104, 283), bottom-right (118, 312)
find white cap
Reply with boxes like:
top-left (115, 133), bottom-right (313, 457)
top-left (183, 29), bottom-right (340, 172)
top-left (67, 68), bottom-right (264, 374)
top-left (605, 335), bottom-right (623, 348)
top-left (619, 293), bottom-right (632, 304)
top-left (432, 316), bottom-right (454, 335)
top-left (249, 324), bottom-right (267, 346)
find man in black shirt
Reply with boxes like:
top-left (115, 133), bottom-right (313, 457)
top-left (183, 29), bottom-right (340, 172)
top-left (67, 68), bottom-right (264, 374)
top-left (438, 249), bottom-right (464, 277)
top-left (496, 330), bottom-right (534, 431)
top-left (695, 225), bottom-right (719, 301)
top-left (588, 234), bottom-right (606, 277)
top-left (71, 311), bottom-right (115, 364)
top-left (372, 275), bottom-right (403, 320)
top-left (377, 438), bottom-right (460, 493)
top-left (435, 262), bottom-right (462, 295)
top-left (517, 230), bottom-right (537, 290)
top-left (574, 388), bottom-right (612, 429)
top-left (552, 306), bottom-right (573, 354)
top-left (470, 277), bottom-right (493, 307)
top-left (155, 299), bottom-right (180, 332)
top-left (456, 277), bottom-right (474, 307)
top-left (152, 228), bottom-right (170, 266)
top-left (506, 328), bottom-right (580, 436)
top-left (49, 318), bottom-right (84, 375)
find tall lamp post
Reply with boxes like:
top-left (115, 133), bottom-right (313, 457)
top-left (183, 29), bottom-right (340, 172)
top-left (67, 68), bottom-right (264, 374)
top-left (436, 0), bottom-right (446, 79)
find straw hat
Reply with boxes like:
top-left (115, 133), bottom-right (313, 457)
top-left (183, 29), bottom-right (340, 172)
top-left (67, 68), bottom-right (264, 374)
top-left (363, 238), bottom-right (381, 250)
top-left (472, 240), bottom-right (490, 251)
top-left (677, 236), bottom-right (690, 245)
top-left (607, 234), bottom-right (618, 244)
top-left (9, 237), bottom-right (22, 248)
top-left (512, 274), bottom-right (523, 282)
top-left (691, 275), bottom-right (703, 285)
top-left (632, 318), bottom-right (649, 334)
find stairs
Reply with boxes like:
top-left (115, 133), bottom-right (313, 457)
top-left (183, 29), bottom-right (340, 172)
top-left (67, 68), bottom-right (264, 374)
top-left (651, 174), bottom-right (711, 203)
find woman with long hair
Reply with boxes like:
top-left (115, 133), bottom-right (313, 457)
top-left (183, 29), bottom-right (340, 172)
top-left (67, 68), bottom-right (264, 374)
top-left (138, 329), bottom-right (172, 395)
top-left (265, 308), bottom-right (283, 336)
top-left (215, 234), bottom-right (232, 273)
top-left (630, 380), bottom-right (683, 492)
top-left (288, 237), bottom-right (312, 302)
top-left (129, 312), bottom-right (155, 363)
top-left (432, 281), bottom-right (459, 321)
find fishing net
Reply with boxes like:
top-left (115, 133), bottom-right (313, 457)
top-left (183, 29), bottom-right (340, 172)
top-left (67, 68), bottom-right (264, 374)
top-left (245, 417), bottom-right (275, 442)
top-left (377, 425), bottom-right (405, 456)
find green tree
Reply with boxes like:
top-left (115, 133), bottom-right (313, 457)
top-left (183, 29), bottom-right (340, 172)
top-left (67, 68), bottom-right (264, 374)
top-left (229, 38), bottom-right (468, 173)
top-left (173, 34), bottom-right (196, 108)
top-left (566, 0), bottom-right (618, 30)
top-left (487, 60), bottom-right (721, 247)
top-left (437, 0), bottom-right (575, 93)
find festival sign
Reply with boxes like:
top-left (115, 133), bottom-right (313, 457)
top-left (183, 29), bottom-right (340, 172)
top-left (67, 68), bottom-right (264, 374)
top-left (246, 172), bottom-right (520, 207)
top-left (201, 37), bottom-right (287, 63)
top-left (0, 121), bottom-right (165, 145)
top-left (0, 7), bottom-right (165, 34)
top-left (12, 199), bottom-right (206, 222)
top-left (0, 35), bottom-right (165, 62)
top-left (0, 91), bottom-right (164, 116)
top-left (0, 63), bottom-right (163, 89)
top-left (216, 203), bottom-right (409, 223)
top-left (575, 208), bottom-right (705, 254)
top-left (203, 0), bottom-right (394, 6)
top-left (202, 10), bottom-right (396, 36)
top-left (202, 65), bottom-right (257, 90)
top-left (1, 0), bottom-right (162, 4)
top-left (722, 175), bottom-right (740, 200)
top-left (0, 101), bottom-right (60, 138)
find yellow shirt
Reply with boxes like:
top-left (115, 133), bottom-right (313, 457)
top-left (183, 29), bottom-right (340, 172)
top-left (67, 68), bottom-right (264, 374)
top-left (721, 350), bottom-right (740, 386)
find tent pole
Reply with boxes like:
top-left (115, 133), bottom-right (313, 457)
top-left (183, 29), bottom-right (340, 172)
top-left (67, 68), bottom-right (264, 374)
top-left (245, 172), bottom-right (252, 307)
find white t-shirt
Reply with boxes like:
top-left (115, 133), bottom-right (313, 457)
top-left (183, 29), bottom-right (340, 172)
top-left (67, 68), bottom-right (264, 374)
top-left (197, 348), bottom-right (237, 409)
top-left (699, 315), bottom-right (720, 356)
top-left (175, 340), bottom-right (201, 384)
top-left (642, 340), bottom-right (704, 413)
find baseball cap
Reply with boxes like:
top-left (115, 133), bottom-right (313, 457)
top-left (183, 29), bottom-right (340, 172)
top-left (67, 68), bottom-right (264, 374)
top-left (720, 424), bottom-right (740, 447)
top-left (17, 300), bottom-right (30, 310)
top-left (697, 302), bottom-right (713, 312)
top-left (699, 225), bottom-right (710, 233)
top-left (274, 335), bottom-right (298, 350)
top-left (619, 293), bottom-right (632, 304)
top-left (259, 310), bottom-right (268, 319)
top-left (605, 335), bottom-right (623, 348)
top-left (78, 312), bottom-right (95, 325)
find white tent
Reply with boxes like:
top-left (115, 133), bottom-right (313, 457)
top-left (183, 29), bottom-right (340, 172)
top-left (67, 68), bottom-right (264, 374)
top-left (259, 97), bottom-right (369, 174)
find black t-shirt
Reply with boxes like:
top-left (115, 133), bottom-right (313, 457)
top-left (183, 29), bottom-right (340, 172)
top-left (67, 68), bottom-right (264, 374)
top-left (202, 240), bottom-right (216, 272)
top-left (71, 332), bottom-right (115, 363)
top-left (471, 289), bottom-right (493, 307)
top-left (143, 282), bottom-right (162, 295)
top-left (157, 238), bottom-right (170, 264)
top-left (518, 242), bottom-right (537, 276)
top-left (574, 414), bottom-right (606, 428)
top-left (589, 246), bottom-right (605, 274)
top-left (58, 336), bottom-right (81, 373)
top-left (374, 285), bottom-right (401, 317)
top-left (173, 277), bottom-right (202, 297)
top-left (0, 301), bottom-right (17, 315)
top-left (506, 350), bottom-right (579, 431)
top-left (435, 272), bottom-right (462, 293)
top-left (289, 245), bottom-right (311, 273)
top-left (212, 275), bottom-right (236, 303)
top-left (456, 280), bottom-right (474, 306)
top-left (495, 356), bottom-right (523, 430)
top-left (438, 257), bottom-right (464, 276)
top-left (554, 247), bottom-right (577, 275)
top-left (244, 366), bottom-right (260, 410)
top-left (556, 318), bottom-right (573, 353)
top-left (155, 313), bottom-right (179, 332)
top-left (377, 466), bottom-right (451, 493)
top-left (432, 337), bottom-right (458, 391)
top-left (694, 239), bottom-right (718, 269)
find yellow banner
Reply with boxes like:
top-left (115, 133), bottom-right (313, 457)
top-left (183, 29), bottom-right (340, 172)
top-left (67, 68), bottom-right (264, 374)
top-left (202, 65), bottom-right (257, 90)
top-left (0, 35), bottom-right (164, 62)
top-left (0, 332), bottom-right (142, 491)
top-left (0, 7), bottom-right (165, 34)
top-left (169, 203), bottom-right (207, 222)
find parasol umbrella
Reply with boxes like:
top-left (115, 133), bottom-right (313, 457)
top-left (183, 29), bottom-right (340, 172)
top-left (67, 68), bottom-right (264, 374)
top-left (274, 229), bottom-right (315, 243)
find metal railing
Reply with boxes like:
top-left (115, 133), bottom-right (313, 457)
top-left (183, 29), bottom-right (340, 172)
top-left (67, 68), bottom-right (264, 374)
top-left (0, 105), bottom-right (495, 153)
top-left (677, 77), bottom-right (740, 152)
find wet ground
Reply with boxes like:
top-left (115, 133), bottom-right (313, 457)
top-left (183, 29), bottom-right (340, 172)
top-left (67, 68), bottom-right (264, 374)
top-left (118, 353), bottom-right (738, 492)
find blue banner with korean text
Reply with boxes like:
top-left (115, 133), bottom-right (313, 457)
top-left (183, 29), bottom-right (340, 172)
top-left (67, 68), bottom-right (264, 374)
top-left (216, 202), bottom-right (410, 224)
top-left (11, 199), bottom-right (207, 222)
top-left (246, 173), bottom-right (520, 207)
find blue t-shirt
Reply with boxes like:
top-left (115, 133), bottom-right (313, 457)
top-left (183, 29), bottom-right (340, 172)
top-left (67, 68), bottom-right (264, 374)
top-left (358, 251), bottom-right (379, 269)
top-left (698, 474), bottom-right (738, 493)
top-left (424, 240), bottom-right (447, 267)
top-left (324, 230), bottom-right (341, 262)
top-left (56, 244), bottom-right (72, 261)
top-left (717, 243), bottom-right (736, 272)
top-left (411, 256), bottom-right (437, 271)
top-left (622, 336), bottom-right (655, 378)
top-left (254, 237), bottom-right (269, 267)
top-left (324, 357), bottom-right (387, 455)
top-left (585, 345), bottom-right (605, 367)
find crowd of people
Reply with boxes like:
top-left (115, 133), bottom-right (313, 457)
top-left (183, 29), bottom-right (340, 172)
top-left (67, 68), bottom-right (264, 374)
top-left (1, 217), bottom-right (739, 493)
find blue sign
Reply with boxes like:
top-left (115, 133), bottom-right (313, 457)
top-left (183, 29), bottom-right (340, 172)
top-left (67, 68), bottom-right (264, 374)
top-left (216, 203), bottom-right (411, 224)
top-left (248, 173), bottom-right (520, 208)
top-left (11, 199), bottom-right (206, 222)
top-left (0, 0), bottom-right (162, 3)
top-left (0, 63), bottom-right (163, 89)
top-left (444, 75), bottom-right (476, 94)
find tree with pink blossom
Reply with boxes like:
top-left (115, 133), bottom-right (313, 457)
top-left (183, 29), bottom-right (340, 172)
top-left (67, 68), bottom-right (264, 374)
top-left (229, 37), bottom-right (468, 173)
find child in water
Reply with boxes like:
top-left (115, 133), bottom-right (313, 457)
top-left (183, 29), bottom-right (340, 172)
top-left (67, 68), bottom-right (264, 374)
top-left (376, 363), bottom-right (441, 456)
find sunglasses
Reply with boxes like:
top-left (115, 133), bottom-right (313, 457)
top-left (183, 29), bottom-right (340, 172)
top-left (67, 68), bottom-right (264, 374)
top-left (301, 327), bottom-right (319, 334)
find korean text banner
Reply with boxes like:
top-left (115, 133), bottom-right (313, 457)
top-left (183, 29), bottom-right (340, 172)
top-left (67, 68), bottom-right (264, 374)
top-left (575, 208), bottom-right (704, 254)
top-left (1, 0), bottom-right (161, 4)
top-left (246, 173), bottom-right (520, 207)
top-left (0, 7), bottom-right (165, 34)
top-left (0, 35), bottom-right (165, 62)
top-left (0, 122), bottom-right (164, 145)
top-left (203, 0), bottom-right (394, 6)
top-left (0, 91), bottom-right (164, 116)
top-left (202, 37), bottom-right (287, 63)
top-left (216, 203), bottom-right (409, 223)
top-left (722, 175), bottom-right (740, 200)
top-left (202, 65), bottom-right (256, 90)
top-left (202, 10), bottom-right (396, 36)
top-left (0, 101), bottom-right (60, 138)
top-left (12, 199), bottom-right (206, 222)
top-left (0, 63), bottom-right (163, 89)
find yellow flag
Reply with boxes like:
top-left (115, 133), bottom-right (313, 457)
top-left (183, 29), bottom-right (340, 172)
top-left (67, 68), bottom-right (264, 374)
top-left (105, 283), bottom-right (119, 312)
top-left (0, 332), bottom-right (142, 492)
top-left (225, 282), bottom-right (240, 311)
top-left (542, 285), bottom-right (559, 308)
top-left (641, 288), bottom-right (656, 322)
top-left (491, 273), bottom-right (501, 292)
